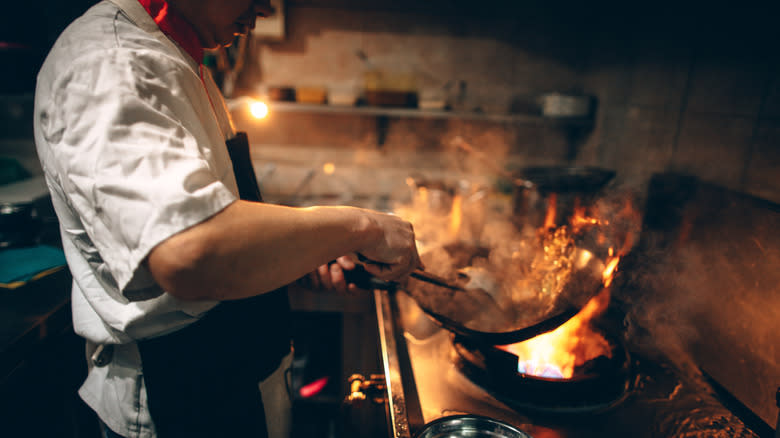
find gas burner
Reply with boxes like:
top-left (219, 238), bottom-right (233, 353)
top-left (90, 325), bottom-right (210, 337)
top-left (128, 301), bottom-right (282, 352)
top-left (450, 331), bottom-right (633, 414)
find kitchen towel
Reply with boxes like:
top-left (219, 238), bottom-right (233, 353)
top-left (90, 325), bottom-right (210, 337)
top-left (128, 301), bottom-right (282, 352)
top-left (0, 245), bottom-right (67, 289)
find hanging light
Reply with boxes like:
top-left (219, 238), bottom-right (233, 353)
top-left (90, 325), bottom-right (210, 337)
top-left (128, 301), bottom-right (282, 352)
top-left (250, 100), bottom-right (269, 119)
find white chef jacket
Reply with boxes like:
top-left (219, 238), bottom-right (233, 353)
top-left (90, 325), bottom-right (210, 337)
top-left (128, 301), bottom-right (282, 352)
top-left (33, 1), bottom-right (245, 436)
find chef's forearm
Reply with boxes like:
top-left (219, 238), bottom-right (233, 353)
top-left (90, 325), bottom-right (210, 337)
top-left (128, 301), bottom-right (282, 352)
top-left (146, 200), bottom-right (383, 301)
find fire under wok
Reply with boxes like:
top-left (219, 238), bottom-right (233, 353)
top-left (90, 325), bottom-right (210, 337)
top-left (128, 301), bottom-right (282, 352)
top-left (348, 241), bottom-right (609, 345)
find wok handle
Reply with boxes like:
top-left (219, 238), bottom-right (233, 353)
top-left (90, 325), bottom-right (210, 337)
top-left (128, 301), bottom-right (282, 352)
top-left (343, 264), bottom-right (398, 291)
top-left (408, 270), bottom-right (463, 291)
top-left (352, 253), bottom-right (464, 291)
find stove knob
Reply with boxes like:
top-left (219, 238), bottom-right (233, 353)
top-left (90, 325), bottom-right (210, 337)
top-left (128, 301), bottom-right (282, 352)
top-left (345, 373), bottom-right (386, 404)
top-left (347, 374), bottom-right (368, 402)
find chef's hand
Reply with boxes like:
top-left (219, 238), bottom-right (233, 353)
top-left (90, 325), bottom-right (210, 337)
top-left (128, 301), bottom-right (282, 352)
top-left (357, 211), bottom-right (423, 281)
top-left (305, 256), bottom-right (359, 295)
top-left (302, 211), bottom-right (421, 292)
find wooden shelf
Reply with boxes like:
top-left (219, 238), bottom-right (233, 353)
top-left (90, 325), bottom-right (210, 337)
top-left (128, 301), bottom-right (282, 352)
top-left (228, 98), bottom-right (592, 126)
top-left (228, 97), bottom-right (594, 149)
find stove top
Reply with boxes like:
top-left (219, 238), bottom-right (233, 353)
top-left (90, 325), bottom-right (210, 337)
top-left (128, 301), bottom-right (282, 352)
top-left (450, 333), bottom-right (631, 414)
top-left (374, 289), bottom-right (766, 438)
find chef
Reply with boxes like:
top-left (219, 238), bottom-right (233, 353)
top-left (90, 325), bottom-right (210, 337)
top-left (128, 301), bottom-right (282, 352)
top-left (32, 0), bottom-right (422, 437)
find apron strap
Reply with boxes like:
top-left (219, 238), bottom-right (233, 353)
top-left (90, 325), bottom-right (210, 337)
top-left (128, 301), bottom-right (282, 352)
top-left (226, 132), bottom-right (264, 202)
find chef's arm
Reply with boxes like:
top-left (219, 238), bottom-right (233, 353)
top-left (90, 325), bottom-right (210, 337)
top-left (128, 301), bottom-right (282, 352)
top-left (145, 200), bottom-right (420, 301)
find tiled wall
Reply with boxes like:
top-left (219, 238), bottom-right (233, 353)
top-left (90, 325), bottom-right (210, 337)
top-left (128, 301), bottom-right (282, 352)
top-left (230, 2), bottom-right (780, 205)
top-left (2, 3), bottom-right (776, 206)
top-left (581, 28), bottom-right (779, 203)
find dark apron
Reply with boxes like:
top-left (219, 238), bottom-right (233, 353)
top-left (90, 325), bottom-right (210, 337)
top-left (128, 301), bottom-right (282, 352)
top-left (137, 132), bottom-right (292, 438)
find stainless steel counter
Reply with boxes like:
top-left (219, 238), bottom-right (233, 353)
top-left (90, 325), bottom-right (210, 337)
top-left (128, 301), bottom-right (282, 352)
top-left (374, 288), bottom-right (767, 438)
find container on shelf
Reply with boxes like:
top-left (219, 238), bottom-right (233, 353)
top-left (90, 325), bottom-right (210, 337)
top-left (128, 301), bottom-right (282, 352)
top-left (295, 86), bottom-right (327, 104)
top-left (265, 85), bottom-right (296, 102)
top-left (327, 85), bottom-right (358, 107)
top-left (363, 69), bottom-right (417, 108)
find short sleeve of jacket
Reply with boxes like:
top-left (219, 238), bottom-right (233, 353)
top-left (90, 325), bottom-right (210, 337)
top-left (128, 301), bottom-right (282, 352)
top-left (39, 49), bottom-right (238, 294)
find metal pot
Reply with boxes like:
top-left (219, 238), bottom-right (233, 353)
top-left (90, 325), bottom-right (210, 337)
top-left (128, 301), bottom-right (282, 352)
top-left (538, 93), bottom-right (594, 118)
top-left (0, 176), bottom-right (54, 249)
top-left (417, 415), bottom-right (532, 438)
top-left (511, 166), bottom-right (615, 230)
top-left (0, 202), bottom-right (40, 248)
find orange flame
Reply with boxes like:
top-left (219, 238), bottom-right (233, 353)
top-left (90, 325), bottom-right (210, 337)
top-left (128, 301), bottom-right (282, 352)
top-left (417, 186), bottom-right (428, 204)
top-left (603, 255), bottom-right (620, 288)
top-left (570, 205), bottom-right (606, 234)
top-left (499, 257), bottom-right (620, 379)
top-left (450, 194), bottom-right (462, 238)
top-left (543, 193), bottom-right (557, 229)
top-left (398, 182), bottom-right (639, 381)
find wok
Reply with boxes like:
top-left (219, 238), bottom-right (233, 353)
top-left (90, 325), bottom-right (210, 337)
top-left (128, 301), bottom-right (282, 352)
top-left (514, 166), bottom-right (616, 194)
top-left (347, 246), bottom-right (607, 345)
top-left (511, 166), bottom-right (615, 229)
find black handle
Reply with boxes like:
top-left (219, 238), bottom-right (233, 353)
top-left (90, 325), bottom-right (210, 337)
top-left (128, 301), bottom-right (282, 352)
top-left (343, 264), bottom-right (397, 291)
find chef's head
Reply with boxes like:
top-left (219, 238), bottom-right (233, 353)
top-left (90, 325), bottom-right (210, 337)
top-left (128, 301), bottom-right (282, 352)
top-left (169, 0), bottom-right (275, 49)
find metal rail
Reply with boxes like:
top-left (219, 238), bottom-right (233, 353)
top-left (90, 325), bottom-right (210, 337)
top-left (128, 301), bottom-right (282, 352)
top-left (374, 290), bottom-right (412, 438)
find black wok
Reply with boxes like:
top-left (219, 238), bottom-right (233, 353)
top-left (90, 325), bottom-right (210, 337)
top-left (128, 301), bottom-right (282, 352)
top-left (348, 246), bottom-right (608, 345)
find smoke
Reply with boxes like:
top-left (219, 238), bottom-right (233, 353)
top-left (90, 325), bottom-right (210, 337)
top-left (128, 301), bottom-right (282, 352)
top-left (612, 192), bottom-right (780, 425)
top-left (395, 167), bottom-right (779, 425)
top-left (394, 179), bottom-right (648, 333)
top-left (616, 248), bottom-right (709, 374)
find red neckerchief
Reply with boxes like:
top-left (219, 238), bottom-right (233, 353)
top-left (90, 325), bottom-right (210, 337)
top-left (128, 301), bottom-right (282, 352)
top-left (137, 0), bottom-right (204, 64)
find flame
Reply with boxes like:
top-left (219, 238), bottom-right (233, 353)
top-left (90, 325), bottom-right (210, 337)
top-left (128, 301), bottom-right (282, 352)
top-left (499, 286), bottom-right (615, 379)
top-left (499, 255), bottom-right (621, 379)
top-left (450, 195), bottom-right (463, 238)
top-left (322, 162), bottom-right (335, 175)
top-left (394, 180), bottom-right (639, 381)
top-left (570, 205), bottom-right (606, 234)
top-left (417, 187), bottom-right (428, 205)
top-left (602, 255), bottom-right (620, 287)
top-left (543, 193), bottom-right (557, 229)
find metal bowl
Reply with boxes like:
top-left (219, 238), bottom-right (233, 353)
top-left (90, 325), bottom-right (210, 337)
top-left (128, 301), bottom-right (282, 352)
top-left (417, 415), bottom-right (532, 438)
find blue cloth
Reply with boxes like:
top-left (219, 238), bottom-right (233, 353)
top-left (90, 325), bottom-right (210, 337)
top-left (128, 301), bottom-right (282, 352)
top-left (0, 245), bottom-right (67, 286)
